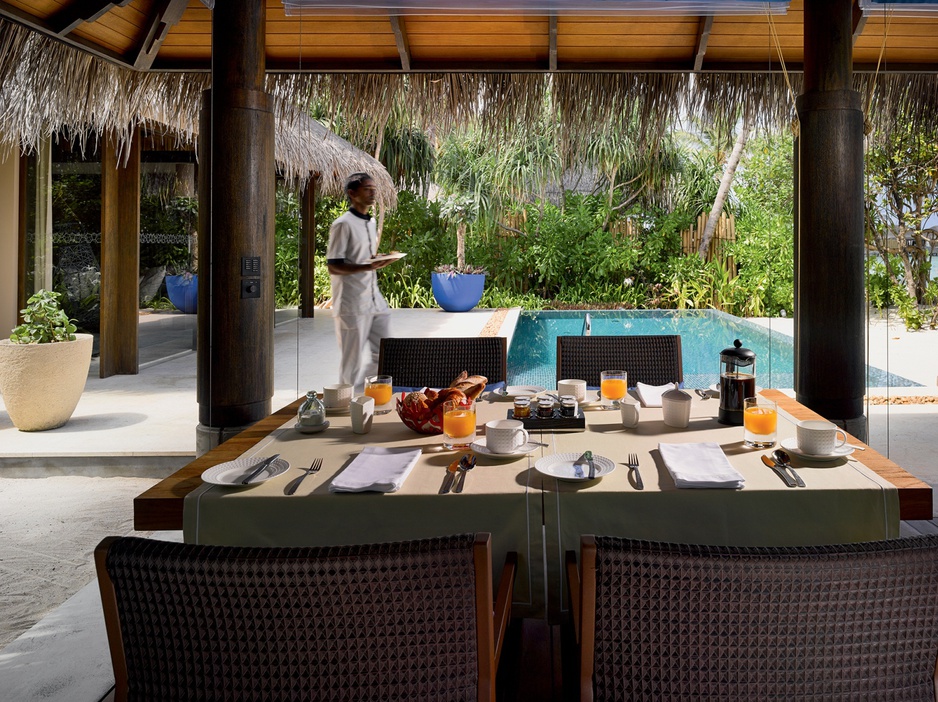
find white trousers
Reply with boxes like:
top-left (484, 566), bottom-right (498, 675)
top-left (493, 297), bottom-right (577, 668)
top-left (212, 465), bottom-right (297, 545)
top-left (334, 311), bottom-right (391, 392)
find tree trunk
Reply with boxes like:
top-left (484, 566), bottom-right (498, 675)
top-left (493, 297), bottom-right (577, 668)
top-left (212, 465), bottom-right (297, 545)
top-left (697, 114), bottom-right (751, 259)
top-left (456, 222), bottom-right (466, 270)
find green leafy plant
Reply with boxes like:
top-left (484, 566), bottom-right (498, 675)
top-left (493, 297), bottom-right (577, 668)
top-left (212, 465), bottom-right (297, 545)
top-left (10, 290), bottom-right (77, 344)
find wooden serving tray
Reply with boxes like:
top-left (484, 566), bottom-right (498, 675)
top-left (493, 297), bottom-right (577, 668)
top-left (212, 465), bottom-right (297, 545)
top-left (507, 409), bottom-right (586, 431)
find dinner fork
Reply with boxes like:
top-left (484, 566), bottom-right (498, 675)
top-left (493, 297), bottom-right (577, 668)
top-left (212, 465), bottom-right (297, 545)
top-left (626, 452), bottom-right (644, 490)
top-left (286, 457), bottom-right (322, 495)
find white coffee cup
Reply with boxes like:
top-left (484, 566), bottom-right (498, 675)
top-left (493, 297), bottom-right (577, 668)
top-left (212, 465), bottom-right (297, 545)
top-left (661, 388), bottom-right (693, 428)
top-left (796, 419), bottom-right (847, 455)
top-left (323, 383), bottom-right (353, 409)
top-left (620, 395), bottom-right (641, 428)
top-left (350, 395), bottom-right (375, 434)
top-left (485, 419), bottom-right (530, 454)
top-left (557, 379), bottom-right (587, 402)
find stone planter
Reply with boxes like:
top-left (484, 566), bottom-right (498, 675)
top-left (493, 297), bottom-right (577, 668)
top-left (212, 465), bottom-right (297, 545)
top-left (0, 334), bottom-right (93, 431)
top-left (431, 272), bottom-right (486, 312)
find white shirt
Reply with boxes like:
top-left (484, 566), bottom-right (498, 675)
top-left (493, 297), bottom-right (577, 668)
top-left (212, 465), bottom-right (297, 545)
top-left (326, 209), bottom-right (389, 316)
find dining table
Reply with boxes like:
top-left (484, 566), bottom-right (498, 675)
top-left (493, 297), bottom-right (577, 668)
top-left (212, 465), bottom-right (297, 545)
top-left (135, 388), bottom-right (932, 620)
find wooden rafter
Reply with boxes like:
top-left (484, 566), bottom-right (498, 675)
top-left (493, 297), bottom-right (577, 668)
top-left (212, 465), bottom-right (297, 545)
top-left (852, 0), bottom-right (868, 43)
top-left (549, 15), bottom-right (558, 72)
top-left (389, 14), bottom-right (411, 72)
top-left (693, 15), bottom-right (714, 72)
top-left (48, 0), bottom-right (131, 35)
top-left (134, 0), bottom-right (188, 70)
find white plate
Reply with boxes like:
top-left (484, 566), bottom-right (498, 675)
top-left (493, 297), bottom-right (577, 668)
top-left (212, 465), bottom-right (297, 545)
top-left (780, 437), bottom-right (855, 461)
top-left (535, 452), bottom-right (616, 481)
top-left (490, 385), bottom-right (546, 401)
top-left (470, 437), bottom-right (539, 459)
top-left (324, 405), bottom-right (350, 415)
top-left (294, 420), bottom-right (329, 434)
top-left (201, 456), bottom-right (290, 486)
top-left (367, 252), bottom-right (407, 263)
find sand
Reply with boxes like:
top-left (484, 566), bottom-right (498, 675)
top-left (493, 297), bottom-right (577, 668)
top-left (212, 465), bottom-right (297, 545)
top-left (0, 476), bottom-right (158, 649)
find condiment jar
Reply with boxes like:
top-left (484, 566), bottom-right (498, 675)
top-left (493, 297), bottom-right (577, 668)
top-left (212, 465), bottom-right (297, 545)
top-left (297, 390), bottom-right (326, 426)
top-left (560, 395), bottom-right (578, 417)
top-left (537, 397), bottom-right (555, 419)
top-left (513, 396), bottom-right (531, 418)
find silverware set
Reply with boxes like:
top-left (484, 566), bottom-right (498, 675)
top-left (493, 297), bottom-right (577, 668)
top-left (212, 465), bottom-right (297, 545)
top-left (440, 454), bottom-right (476, 494)
top-left (626, 452), bottom-right (644, 490)
top-left (286, 457), bottom-right (322, 495)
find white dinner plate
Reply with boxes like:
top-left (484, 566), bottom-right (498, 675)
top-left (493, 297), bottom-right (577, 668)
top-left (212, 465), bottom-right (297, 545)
top-left (201, 456), bottom-right (290, 486)
top-left (490, 385), bottom-right (546, 401)
top-left (294, 420), bottom-right (329, 434)
top-left (535, 452), bottom-right (616, 481)
top-left (780, 437), bottom-right (855, 461)
top-left (470, 437), bottom-right (539, 459)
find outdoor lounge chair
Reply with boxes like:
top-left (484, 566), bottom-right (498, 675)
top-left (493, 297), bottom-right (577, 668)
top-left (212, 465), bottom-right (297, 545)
top-left (378, 336), bottom-right (508, 390)
top-left (96, 533), bottom-right (516, 701)
top-left (566, 535), bottom-right (938, 701)
top-left (555, 334), bottom-right (683, 388)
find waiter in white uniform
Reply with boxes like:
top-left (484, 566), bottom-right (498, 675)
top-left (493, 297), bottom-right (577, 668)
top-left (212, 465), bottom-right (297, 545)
top-left (326, 173), bottom-right (397, 391)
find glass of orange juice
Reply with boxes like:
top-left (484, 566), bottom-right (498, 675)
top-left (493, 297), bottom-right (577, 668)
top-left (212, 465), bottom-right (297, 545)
top-left (443, 399), bottom-right (476, 450)
top-left (600, 370), bottom-right (627, 410)
top-left (743, 397), bottom-right (777, 448)
top-left (365, 375), bottom-right (393, 412)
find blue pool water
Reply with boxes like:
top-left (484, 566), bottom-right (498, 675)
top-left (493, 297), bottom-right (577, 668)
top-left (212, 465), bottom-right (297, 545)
top-left (506, 309), bottom-right (921, 390)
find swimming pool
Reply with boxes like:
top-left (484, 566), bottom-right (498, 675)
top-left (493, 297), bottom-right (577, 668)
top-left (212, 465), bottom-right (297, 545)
top-left (506, 309), bottom-right (921, 390)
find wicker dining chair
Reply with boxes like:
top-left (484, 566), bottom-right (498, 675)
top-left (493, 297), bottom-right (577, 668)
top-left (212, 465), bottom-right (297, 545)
top-left (555, 334), bottom-right (683, 387)
top-left (96, 533), bottom-right (516, 702)
top-left (378, 336), bottom-right (508, 389)
top-left (566, 535), bottom-right (938, 702)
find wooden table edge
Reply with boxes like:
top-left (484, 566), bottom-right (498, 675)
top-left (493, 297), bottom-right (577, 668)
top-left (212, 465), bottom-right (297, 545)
top-left (762, 389), bottom-right (932, 521)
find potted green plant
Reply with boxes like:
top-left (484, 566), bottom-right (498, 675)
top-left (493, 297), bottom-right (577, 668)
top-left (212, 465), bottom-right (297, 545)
top-left (0, 290), bottom-right (93, 431)
top-left (432, 196), bottom-right (487, 312)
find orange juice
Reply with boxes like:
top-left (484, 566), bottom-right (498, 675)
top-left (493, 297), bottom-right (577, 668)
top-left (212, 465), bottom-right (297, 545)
top-left (365, 383), bottom-right (392, 405)
top-left (744, 406), bottom-right (777, 435)
top-left (444, 408), bottom-right (476, 438)
top-left (601, 378), bottom-right (627, 401)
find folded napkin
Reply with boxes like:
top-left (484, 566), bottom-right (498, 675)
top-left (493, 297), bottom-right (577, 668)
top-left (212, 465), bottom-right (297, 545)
top-left (329, 446), bottom-right (422, 493)
top-left (636, 382), bottom-right (678, 407)
top-left (658, 442), bottom-right (745, 489)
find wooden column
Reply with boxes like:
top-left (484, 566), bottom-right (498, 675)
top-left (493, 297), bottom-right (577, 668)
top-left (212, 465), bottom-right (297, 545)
top-left (299, 173), bottom-right (319, 318)
top-left (197, 0), bottom-right (274, 434)
top-left (100, 129), bottom-right (141, 378)
top-left (794, 0), bottom-right (866, 436)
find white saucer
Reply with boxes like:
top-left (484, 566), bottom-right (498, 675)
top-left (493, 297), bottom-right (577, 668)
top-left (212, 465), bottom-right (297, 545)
top-left (201, 456), bottom-right (290, 486)
top-left (325, 404), bottom-right (350, 415)
top-left (780, 437), bottom-right (855, 461)
top-left (294, 420), bottom-right (329, 434)
top-left (535, 452), bottom-right (615, 481)
top-left (491, 385), bottom-right (546, 401)
top-left (470, 437), bottom-right (539, 459)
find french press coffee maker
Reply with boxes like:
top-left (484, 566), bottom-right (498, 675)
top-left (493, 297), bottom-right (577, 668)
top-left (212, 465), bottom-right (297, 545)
top-left (717, 339), bottom-right (756, 425)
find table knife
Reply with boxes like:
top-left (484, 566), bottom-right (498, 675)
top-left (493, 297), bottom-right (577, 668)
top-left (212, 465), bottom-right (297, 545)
top-left (760, 454), bottom-right (796, 488)
top-left (241, 453), bottom-right (280, 485)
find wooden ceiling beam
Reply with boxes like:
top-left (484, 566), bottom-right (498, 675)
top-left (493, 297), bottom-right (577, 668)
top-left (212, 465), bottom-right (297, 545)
top-left (693, 15), bottom-right (714, 72)
top-left (549, 15), bottom-right (558, 72)
top-left (852, 0), bottom-right (868, 44)
top-left (47, 0), bottom-right (132, 36)
top-left (133, 0), bottom-right (188, 70)
top-left (389, 14), bottom-right (411, 72)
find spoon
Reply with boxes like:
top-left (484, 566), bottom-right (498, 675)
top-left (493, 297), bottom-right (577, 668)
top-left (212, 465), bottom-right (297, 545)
top-left (772, 448), bottom-right (806, 488)
top-left (694, 388), bottom-right (710, 400)
top-left (453, 454), bottom-right (476, 493)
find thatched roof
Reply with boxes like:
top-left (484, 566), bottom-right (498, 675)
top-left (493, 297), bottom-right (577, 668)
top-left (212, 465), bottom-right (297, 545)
top-left (0, 19), bottom-right (396, 205)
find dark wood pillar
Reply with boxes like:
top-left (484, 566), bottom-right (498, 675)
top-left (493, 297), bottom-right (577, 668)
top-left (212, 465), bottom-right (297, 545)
top-left (794, 0), bottom-right (866, 437)
top-left (299, 173), bottom-right (320, 318)
top-left (100, 128), bottom-right (141, 377)
top-left (197, 0), bottom-right (274, 437)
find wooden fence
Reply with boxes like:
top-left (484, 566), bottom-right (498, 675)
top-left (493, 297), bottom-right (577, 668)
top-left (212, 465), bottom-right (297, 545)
top-left (682, 213), bottom-right (736, 273)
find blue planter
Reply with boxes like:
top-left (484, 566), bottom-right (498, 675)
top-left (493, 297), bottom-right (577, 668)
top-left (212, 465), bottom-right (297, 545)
top-left (165, 274), bottom-right (198, 314)
top-left (431, 272), bottom-right (485, 312)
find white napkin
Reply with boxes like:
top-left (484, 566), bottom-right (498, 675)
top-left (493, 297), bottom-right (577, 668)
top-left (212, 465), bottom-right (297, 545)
top-left (658, 442), bottom-right (745, 489)
top-left (636, 382), bottom-right (678, 407)
top-left (329, 446), bottom-right (422, 493)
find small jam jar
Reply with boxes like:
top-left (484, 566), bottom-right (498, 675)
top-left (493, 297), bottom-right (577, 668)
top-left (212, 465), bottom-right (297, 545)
top-left (537, 397), bottom-right (556, 419)
top-left (560, 395), bottom-right (578, 417)
top-left (513, 396), bottom-right (531, 418)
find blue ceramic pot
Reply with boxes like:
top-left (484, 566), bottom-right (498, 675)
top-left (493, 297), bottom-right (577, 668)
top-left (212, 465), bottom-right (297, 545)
top-left (165, 274), bottom-right (198, 314)
top-left (431, 272), bottom-right (485, 312)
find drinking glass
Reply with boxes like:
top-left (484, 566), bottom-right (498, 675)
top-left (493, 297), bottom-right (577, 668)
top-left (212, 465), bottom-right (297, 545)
top-left (443, 399), bottom-right (476, 450)
top-left (743, 397), bottom-right (777, 448)
top-left (364, 375), bottom-right (393, 414)
top-left (600, 370), bottom-right (627, 409)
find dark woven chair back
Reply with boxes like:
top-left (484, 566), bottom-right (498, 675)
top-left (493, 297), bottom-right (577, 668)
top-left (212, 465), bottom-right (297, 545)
top-left (555, 335), bottom-right (683, 387)
top-left (571, 535), bottom-right (938, 702)
top-left (378, 336), bottom-right (508, 388)
top-left (96, 533), bottom-right (506, 701)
